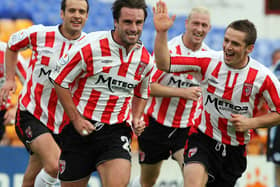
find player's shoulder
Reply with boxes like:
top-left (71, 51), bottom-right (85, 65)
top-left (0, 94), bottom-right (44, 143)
top-left (167, 34), bottom-right (182, 46)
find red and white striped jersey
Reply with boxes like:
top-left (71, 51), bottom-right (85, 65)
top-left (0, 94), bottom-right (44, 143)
top-left (170, 51), bottom-right (280, 145)
top-left (0, 41), bottom-right (27, 110)
top-left (8, 25), bottom-right (86, 134)
top-left (145, 35), bottom-right (211, 128)
top-left (50, 31), bottom-right (154, 125)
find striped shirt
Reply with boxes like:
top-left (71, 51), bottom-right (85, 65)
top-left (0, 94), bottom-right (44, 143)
top-left (50, 31), bottom-right (154, 125)
top-left (8, 25), bottom-right (86, 134)
top-left (170, 51), bottom-right (280, 145)
top-left (0, 41), bottom-right (27, 110)
top-left (145, 35), bottom-right (210, 128)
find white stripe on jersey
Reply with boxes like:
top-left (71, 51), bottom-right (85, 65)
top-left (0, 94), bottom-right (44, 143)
top-left (0, 41), bottom-right (28, 109)
top-left (50, 31), bottom-right (154, 125)
top-left (8, 25), bottom-right (86, 134)
top-left (145, 35), bottom-right (211, 128)
top-left (170, 51), bottom-right (280, 145)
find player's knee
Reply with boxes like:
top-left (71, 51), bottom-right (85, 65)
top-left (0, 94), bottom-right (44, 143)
top-left (44, 162), bottom-right (59, 177)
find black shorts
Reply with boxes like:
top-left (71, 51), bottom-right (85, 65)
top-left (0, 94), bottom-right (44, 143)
top-left (184, 129), bottom-right (247, 187)
top-left (267, 126), bottom-right (280, 165)
top-left (58, 121), bottom-right (132, 181)
top-left (15, 110), bottom-right (61, 154)
top-left (138, 116), bottom-right (189, 164)
top-left (0, 110), bottom-right (7, 140)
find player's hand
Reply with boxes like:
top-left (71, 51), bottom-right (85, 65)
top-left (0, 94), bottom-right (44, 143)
top-left (0, 80), bottom-right (16, 105)
top-left (4, 105), bottom-right (17, 125)
top-left (132, 118), bottom-right (145, 136)
top-left (72, 116), bottom-right (96, 136)
top-left (153, 0), bottom-right (176, 32)
top-left (230, 114), bottom-right (252, 132)
top-left (178, 87), bottom-right (202, 100)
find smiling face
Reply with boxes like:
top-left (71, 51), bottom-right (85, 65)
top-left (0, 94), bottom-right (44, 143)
top-left (60, 0), bottom-right (88, 40)
top-left (184, 12), bottom-right (211, 50)
top-left (223, 28), bottom-right (254, 69)
top-left (113, 7), bottom-right (145, 51)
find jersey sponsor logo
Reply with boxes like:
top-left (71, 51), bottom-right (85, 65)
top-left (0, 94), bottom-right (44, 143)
top-left (95, 74), bottom-right (136, 92)
top-left (59, 160), bottom-right (66, 174)
top-left (242, 83), bottom-right (253, 97)
top-left (167, 77), bottom-right (199, 88)
top-left (205, 95), bottom-right (248, 114)
top-left (39, 67), bottom-right (53, 83)
top-left (188, 147), bottom-right (198, 158)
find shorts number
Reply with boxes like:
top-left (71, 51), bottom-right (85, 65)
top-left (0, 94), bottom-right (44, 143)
top-left (121, 136), bottom-right (131, 152)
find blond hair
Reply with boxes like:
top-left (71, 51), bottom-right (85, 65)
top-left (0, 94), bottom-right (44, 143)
top-left (188, 7), bottom-right (210, 20)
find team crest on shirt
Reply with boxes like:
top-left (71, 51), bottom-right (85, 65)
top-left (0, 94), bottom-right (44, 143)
top-left (136, 62), bottom-right (147, 77)
top-left (188, 147), bottom-right (198, 158)
top-left (59, 160), bottom-right (66, 174)
top-left (139, 151), bottom-right (145, 162)
top-left (25, 126), bottom-right (32, 138)
top-left (59, 53), bottom-right (69, 66)
top-left (243, 83), bottom-right (253, 96)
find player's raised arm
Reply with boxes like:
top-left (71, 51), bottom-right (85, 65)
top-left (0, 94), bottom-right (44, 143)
top-left (153, 0), bottom-right (175, 72)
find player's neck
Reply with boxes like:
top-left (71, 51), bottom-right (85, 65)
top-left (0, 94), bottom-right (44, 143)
top-left (182, 34), bottom-right (202, 51)
top-left (59, 25), bottom-right (81, 40)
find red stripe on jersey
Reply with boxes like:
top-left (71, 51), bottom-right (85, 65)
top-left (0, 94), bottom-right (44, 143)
top-left (101, 95), bottom-right (118, 123)
top-left (172, 98), bottom-right (187, 127)
top-left (82, 44), bottom-right (94, 76)
top-left (10, 38), bottom-right (29, 51)
top-left (118, 49), bottom-right (135, 77)
top-left (21, 77), bottom-right (33, 107)
top-left (68, 44), bottom-right (73, 50)
top-left (46, 88), bottom-right (58, 131)
top-left (236, 131), bottom-right (245, 145)
top-left (218, 118), bottom-right (231, 144)
top-left (135, 48), bottom-right (150, 81)
top-left (59, 42), bottom-right (66, 58)
top-left (54, 52), bottom-right (82, 84)
top-left (16, 61), bottom-right (27, 80)
top-left (118, 97), bottom-right (131, 122)
top-left (59, 113), bottom-right (70, 133)
top-left (16, 109), bottom-right (23, 135)
top-left (146, 97), bottom-right (156, 126)
top-left (134, 81), bottom-right (146, 98)
top-left (222, 71), bottom-right (238, 100)
top-left (241, 68), bottom-right (257, 102)
top-left (100, 38), bottom-right (111, 56)
top-left (207, 61), bottom-right (222, 93)
top-left (157, 98), bottom-right (171, 124)
top-left (0, 51), bottom-right (4, 77)
top-left (83, 88), bottom-right (101, 119)
top-left (103, 66), bottom-right (112, 73)
top-left (261, 76), bottom-right (280, 113)
top-left (41, 56), bottom-right (50, 66)
top-left (45, 31), bottom-right (55, 47)
top-left (73, 77), bottom-right (87, 107)
top-left (175, 45), bottom-right (182, 55)
top-left (33, 83), bottom-right (44, 120)
top-left (205, 111), bottom-right (213, 137)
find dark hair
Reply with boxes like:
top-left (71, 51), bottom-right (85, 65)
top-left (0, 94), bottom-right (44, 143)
top-left (112, 0), bottom-right (148, 21)
top-left (226, 19), bottom-right (257, 45)
top-left (61, 0), bottom-right (89, 13)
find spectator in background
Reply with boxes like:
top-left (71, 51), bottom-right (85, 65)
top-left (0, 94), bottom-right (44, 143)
top-left (132, 6), bottom-right (210, 187)
top-left (0, 0), bottom-right (89, 186)
top-left (0, 41), bottom-right (27, 144)
top-left (267, 48), bottom-right (280, 187)
top-left (50, 0), bottom-right (154, 186)
top-left (153, 1), bottom-right (280, 186)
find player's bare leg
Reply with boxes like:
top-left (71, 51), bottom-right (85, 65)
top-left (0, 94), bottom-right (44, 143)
top-left (140, 161), bottom-right (163, 187)
top-left (22, 155), bottom-right (42, 187)
top-left (98, 158), bottom-right (131, 187)
top-left (184, 163), bottom-right (208, 187)
top-left (60, 176), bottom-right (90, 187)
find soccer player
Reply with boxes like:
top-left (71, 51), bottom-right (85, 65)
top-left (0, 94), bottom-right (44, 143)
top-left (0, 41), bottom-right (27, 142)
top-left (0, 0), bottom-right (89, 186)
top-left (153, 1), bottom-right (280, 187)
top-left (132, 7), bottom-right (210, 187)
top-left (266, 48), bottom-right (280, 187)
top-left (50, 0), bottom-right (154, 186)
